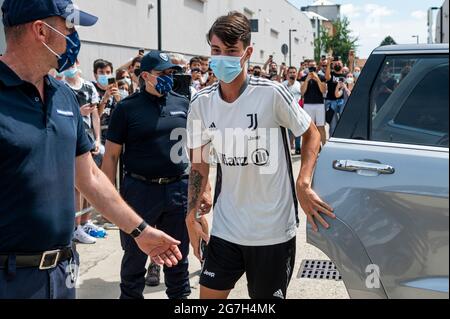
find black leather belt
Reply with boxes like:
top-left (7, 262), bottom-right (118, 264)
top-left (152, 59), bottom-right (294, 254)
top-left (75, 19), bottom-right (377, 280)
top-left (0, 247), bottom-right (73, 270)
top-left (128, 173), bottom-right (189, 185)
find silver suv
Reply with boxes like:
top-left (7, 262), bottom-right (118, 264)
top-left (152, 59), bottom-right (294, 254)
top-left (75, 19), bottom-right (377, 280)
top-left (309, 44), bottom-right (449, 299)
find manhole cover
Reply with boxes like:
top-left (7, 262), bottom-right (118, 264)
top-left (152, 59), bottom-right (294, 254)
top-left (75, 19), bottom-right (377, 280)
top-left (297, 260), bottom-right (342, 281)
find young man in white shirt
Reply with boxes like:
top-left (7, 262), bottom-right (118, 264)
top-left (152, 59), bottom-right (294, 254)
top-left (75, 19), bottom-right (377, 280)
top-left (186, 11), bottom-right (335, 300)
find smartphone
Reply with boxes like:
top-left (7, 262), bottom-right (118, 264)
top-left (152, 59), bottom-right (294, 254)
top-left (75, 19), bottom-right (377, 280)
top-left (108, 77), bottom-right (116, 86)
top-left (173, 74), bottom-right (192, 99)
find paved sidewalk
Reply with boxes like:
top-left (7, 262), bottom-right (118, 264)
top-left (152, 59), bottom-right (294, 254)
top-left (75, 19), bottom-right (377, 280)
top-left (76, 158), bottom-right (349, 299)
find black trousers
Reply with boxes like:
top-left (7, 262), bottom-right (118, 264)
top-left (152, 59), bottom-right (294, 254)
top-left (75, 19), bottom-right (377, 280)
top-left (119, 175), bottom-right (191, 299)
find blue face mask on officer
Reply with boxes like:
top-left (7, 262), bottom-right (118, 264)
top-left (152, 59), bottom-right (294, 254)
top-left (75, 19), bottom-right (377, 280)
top-left (147, 73), bottom-right (174, 96)
top-left (41, 22), bottom-right (81, 73)
top-left (210, 48), bottom-right (250, 84)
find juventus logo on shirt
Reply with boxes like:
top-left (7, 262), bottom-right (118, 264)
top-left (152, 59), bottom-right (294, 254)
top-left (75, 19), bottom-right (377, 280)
top-left (247, 114), bottom-right (258, 130)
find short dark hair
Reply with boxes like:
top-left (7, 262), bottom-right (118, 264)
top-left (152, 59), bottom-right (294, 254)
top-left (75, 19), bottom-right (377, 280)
top-left (198, 56), bottom-right (209, 62)
top-left (131, 56), bottom-right (142, 67)
top-left (190, 57), bottom-right (201, 67)
top-left (207, 11), bottom-right (251, 48)
top-left (93, 59), bottom-right (114, 74)
top-left (288, 66), bottom-right (297, 72)
top-left (116, 68), bottom-right (129, 80)
top-left (254, 66), bottom-right (262, 71)
top-left (4, 25), bottom-right (26, 41)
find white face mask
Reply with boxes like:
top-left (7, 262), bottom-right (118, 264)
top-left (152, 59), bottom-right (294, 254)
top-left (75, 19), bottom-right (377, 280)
top-left (346, 77), bottom-right (355, 84)
top-left (119, 89), bottom-right (129, 99)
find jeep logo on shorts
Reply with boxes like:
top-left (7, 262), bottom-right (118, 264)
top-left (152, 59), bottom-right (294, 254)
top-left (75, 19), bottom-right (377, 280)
top-left (252, 149), bottom-right (269, 166)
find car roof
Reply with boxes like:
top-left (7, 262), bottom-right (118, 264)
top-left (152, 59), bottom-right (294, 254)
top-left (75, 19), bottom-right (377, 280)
top-left (373, 44), bottom-right (449, 55)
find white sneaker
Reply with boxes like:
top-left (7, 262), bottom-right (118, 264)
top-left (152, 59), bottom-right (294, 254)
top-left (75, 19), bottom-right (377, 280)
top-left (83, 221), bottom-right (107, 238)
top-left (73, 226), bottom-right (97, 244)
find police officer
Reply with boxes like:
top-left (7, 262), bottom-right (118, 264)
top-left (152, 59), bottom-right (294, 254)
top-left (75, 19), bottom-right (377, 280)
top-left (102, 51), bottom-right (210, 299)
top-left (0, 0), bottom-right (182, 299)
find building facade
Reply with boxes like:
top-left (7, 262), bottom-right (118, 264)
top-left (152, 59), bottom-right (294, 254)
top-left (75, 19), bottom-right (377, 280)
top-left (435, 0), bottom-right (449, 43)
top-left (70, 0), bottom-right (314, 78)
top-left (301, 0), bottom-right (341, 22)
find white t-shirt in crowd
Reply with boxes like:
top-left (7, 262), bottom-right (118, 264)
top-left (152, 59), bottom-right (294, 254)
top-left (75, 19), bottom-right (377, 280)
top-left (187, 78), bottom-right (312, 246)
top-left (282, 80), bottom-right (302, 103)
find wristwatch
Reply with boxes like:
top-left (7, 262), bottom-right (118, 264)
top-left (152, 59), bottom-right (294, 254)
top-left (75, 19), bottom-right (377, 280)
top-left (130, 221), bottom-right (149, 238)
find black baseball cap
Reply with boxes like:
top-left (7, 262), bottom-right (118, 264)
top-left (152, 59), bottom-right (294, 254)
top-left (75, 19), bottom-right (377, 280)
top-left (2, 0), bottom-right (98, 27)
top-left (140, 51), bottom-right (182, 73)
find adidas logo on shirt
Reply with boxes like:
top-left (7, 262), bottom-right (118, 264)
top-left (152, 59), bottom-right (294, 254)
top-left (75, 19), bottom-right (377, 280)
top-left (209, 122), bottom-right (217, 130)
top-left (273, 289), bottom-right (284, 299)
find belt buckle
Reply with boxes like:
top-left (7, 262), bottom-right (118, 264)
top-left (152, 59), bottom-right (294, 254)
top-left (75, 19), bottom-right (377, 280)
top-left (159, 178), bottom-right (170, 184)
top-left (39, 250), bottom-right (61, 270)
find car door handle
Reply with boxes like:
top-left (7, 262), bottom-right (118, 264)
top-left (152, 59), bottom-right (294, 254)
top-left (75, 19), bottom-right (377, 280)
top-left (333, 160), bottom-right (395, 175)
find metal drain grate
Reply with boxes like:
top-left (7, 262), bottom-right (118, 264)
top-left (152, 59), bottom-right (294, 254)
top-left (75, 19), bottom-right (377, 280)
top-left (297, 260), bottom-right (342, 281)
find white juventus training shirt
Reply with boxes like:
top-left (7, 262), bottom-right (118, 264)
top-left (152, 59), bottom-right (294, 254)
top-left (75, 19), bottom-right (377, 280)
top-left (187, 77), bottom-right (312, 246)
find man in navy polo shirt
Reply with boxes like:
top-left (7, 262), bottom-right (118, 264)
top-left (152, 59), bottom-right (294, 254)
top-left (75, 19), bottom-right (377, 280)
top-left (102, 51), bottom-right (212, 299)
top-left (0, 0), bottom-right (182, 299)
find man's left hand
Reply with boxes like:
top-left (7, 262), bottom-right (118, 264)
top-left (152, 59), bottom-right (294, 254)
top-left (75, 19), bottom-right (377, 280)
top-left (297, 184), bottom-right (335, 232)
top-left (135, 227), bottom-right (182, 267)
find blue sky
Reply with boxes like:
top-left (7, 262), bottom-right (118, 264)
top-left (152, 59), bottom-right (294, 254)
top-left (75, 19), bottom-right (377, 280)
top-left (288, 0), bottom-right (445, 57)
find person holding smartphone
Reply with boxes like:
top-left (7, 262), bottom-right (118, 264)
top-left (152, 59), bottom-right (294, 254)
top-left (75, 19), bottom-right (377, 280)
top-left (300, 60), bottom-right (328, 146)
top-left (324, 54), bottom-right (346, 138)
top-left (92, 59), bottom-right (122, 144)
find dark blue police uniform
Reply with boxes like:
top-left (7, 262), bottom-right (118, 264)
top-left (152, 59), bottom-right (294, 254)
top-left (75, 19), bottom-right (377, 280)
top-left (107, 88), bottom-right (191, 299)
top-left (0, 0), bottom-right (98, 299)
top-left (0, 61), bottom-right (92, 298)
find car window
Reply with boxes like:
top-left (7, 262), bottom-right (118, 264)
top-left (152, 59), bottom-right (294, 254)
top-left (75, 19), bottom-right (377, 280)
top-left (370, 55), bottom-right (449, 148)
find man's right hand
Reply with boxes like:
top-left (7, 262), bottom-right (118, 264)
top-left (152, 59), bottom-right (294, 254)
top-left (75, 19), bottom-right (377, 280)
top-left (186, 213), bottom-right (210, 262)
top-left (104, 85), bottom-right (120, 100)
top-left (135, 226), bottom-right (183, 267)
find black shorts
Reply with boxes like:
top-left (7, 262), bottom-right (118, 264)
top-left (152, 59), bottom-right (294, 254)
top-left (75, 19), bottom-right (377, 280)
top-left (199, 236), bottom-right (296, 299)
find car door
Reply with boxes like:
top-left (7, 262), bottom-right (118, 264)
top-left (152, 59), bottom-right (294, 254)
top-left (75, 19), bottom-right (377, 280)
top-left (310, 50), bottom-right (449, 299)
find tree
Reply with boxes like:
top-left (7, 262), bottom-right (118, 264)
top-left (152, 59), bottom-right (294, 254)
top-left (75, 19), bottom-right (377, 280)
top-left (380, 36), bottom-right (397, 46)
top-left (315, 17), bottom-right (358, 65)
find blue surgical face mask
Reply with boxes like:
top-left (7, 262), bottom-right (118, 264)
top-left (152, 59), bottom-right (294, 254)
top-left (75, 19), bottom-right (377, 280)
top-left (41, 22), bottom-right (81, 73)
top-left (97, 74), bottom-right (111, 87)
top-left (149, 74), bottom-right (174, 95)
top-left (354, 71), bottom-right (361, 79)
top-left (63, 67), bottom-right (79, 79)
top-left (210, 50), bottom-right (248, 84)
